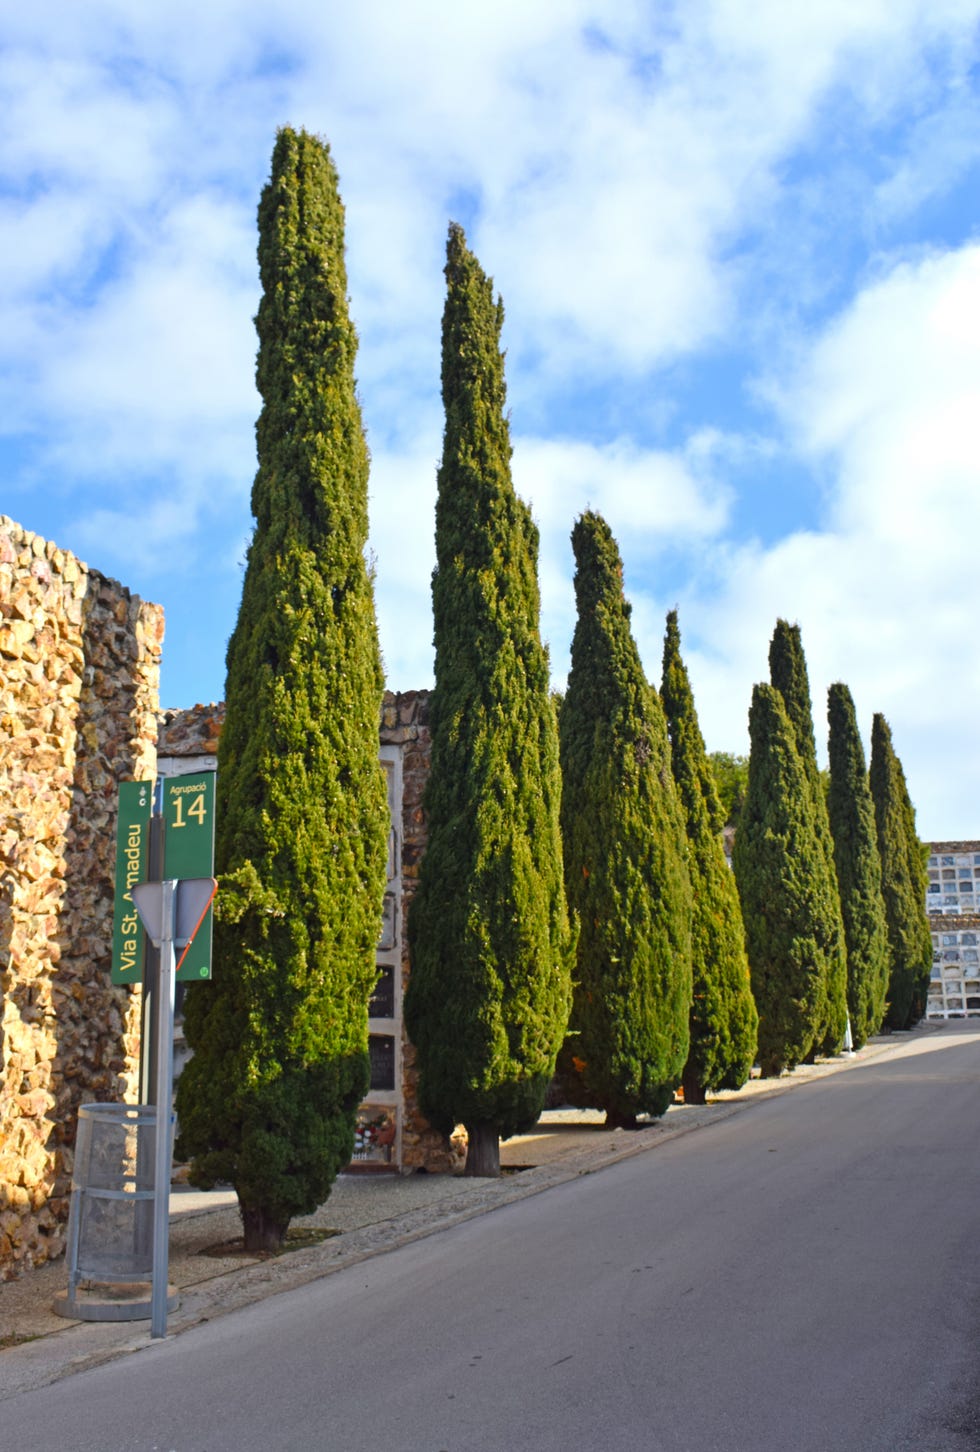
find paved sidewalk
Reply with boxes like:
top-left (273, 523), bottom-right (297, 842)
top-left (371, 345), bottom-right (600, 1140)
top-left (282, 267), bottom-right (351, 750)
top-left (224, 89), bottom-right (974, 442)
top-left (0, 1025), bottom-right (945, 1400)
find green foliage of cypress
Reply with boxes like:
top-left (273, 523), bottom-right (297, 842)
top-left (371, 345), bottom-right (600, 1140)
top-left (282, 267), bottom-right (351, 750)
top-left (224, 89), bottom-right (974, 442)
top-left (707, 751), bottom-right (749, 830)
top-left (869, 714), bottom-right (932, 1030)
top-left (826, 684), bottom-right (890, 1047)
top-left (661, 611), bottom-right (757, 1102)
top-left (175, 129), bottom-right (389, 1250)
top-left (768, 620), bottom-right (848, 1054)
top-left (733, 684), bottom-right (841, 1076)
top-left (555, 514), bottom-right (692, 1126)
top-left (403, 223), bottom-right (573, 1176)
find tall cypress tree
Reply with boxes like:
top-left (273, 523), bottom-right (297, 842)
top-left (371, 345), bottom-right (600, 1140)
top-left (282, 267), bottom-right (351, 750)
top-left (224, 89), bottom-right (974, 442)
top-left (827, 684), bottom-right (890, 1046)
top-left (175, 129), bottom-right (389, 1250)
top-left (555, 514), bottom-right (691, 1126)
top-left (769, 620), bottom-right (848, 1054)
top-left (403, 223), bottom-right (573, 1177)
top-left (733, 684), bottom-right (838, 1076)
top-left (869, 714), bottom-right (932, 1030)
top-left (661, 610), bottom-right (757, 1103)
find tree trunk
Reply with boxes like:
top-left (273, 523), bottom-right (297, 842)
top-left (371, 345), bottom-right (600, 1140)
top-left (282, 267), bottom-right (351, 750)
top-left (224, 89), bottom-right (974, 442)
top-left (682, 1065), bottom-right (707, 1106)
top-left (605, 1107), bottom-right (639, 1130)
top-left (240, 1203), bottom-right (289, 1253)
top-left (464, 1121), bottom-right (501, 1177)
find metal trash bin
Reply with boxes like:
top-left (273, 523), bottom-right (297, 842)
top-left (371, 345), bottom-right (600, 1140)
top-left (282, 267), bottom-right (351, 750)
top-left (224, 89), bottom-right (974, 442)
top-left (53, 1103), bottom-right (178, 1322)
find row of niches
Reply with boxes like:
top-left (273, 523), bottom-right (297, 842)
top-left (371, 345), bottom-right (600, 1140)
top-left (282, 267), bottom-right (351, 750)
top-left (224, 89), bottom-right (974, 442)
top-left (928, 852), bottom-right (980, 870)
top-left (928, 975), bottom-right (980, 993)
top-left (927, 855), bottom-right (980, 906)
top-left (369, 774), bottom-right (398, 1105)
top-left (927, 995), bottom-right (980, 1013)
top-left (928, 886), bottom-right (979, 908)
top-left (930, 972), bottom-right (980, 991)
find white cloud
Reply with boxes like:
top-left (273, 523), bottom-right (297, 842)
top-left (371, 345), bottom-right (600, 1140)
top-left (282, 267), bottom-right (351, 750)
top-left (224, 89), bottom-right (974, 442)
top-left (512, 432), bottom-right (733, 674)
top-left (664, 242), bottom-right (980, 838)
top-left (788, 246), bottom-right (980, 541)
top-left (366, 431), bottom-right (441, 690)
top-left (369, 427), bottom-right (734, 693)
top-left (3, 0), bottom-right (980, 843)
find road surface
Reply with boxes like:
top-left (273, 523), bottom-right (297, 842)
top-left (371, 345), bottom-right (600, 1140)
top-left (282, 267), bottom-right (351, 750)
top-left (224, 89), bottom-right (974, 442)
top-left (4, 1025), bottom-right (979, 1451)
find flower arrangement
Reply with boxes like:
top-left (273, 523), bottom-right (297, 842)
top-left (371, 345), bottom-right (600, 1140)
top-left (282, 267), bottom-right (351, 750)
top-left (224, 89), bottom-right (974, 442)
top-left (352, 1109), bottom-right (396, 1160)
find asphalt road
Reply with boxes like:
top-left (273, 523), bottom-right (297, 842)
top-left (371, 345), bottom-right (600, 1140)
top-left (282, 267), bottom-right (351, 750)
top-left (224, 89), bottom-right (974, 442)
top-left (4, 1026), bottom-right (980, 1452)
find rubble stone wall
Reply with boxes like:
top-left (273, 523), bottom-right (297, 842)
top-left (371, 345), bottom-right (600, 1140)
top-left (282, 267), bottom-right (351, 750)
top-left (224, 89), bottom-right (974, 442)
top-left (0, 516), bottom-right (163, 1279)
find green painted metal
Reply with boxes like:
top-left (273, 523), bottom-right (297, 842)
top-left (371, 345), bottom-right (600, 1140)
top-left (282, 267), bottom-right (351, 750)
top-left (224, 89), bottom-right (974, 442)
top-left (162, 771), bottom-right (216, 981)
top-left (110, 780), bottom-right (152, 985)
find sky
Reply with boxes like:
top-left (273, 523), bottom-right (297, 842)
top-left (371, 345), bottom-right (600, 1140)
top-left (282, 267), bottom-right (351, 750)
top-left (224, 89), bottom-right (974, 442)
top-left (3, 2), bottom-right (979, 840)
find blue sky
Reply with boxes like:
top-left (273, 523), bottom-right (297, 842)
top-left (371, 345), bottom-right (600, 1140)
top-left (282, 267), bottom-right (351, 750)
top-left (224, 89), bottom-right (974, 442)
top-left (3, 1), bottom-right (979, 839)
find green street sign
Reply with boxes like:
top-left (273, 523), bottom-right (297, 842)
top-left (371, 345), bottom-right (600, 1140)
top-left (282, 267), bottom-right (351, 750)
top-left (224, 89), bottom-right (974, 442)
top-left (163, 771), bottom-right (216, 981)
top-left (111, 780), bottom-right (153, 985)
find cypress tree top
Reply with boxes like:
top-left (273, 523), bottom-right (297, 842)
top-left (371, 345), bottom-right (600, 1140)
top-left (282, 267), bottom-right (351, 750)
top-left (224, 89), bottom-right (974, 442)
top-left (768, 618), bottom-right (848, 1055)
top-left (404, 223), bottom-right (572, 1173)
top-left (556, 516), bottom-right (692, 1124)
top-left (734, 683), bottom-right (835, 1076)
top-left (769, 620), bottom-right (819, 773)
top-left (661, 610), bottom-right (757, 1100)
top-left (662, 611), bottom-right (724, 836)
top-left (870, 713), bottom-right (932, 1030)
top-left (175, 128), bottom-right (389, 1250)
top-left (827, 683), bottom-right (889, 1047)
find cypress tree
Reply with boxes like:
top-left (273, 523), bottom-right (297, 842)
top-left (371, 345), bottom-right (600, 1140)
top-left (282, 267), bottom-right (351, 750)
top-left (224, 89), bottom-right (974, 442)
top-left (403, 223), bottom-right (573, 1177)
top-left (769, 620), bottom-right (848, 1054)
top-left (869, 714), bottom-right (932, 1030)
top-left (733, 684), bottom-right (839, 1076)
top-left (555, 514), bottom-right (691, 1126)
top-left (826, 684), bottom-right (890, 1046)
top-left (175, 129), bottom-right (389, 1250)
top-left (661, 610), bottom-right (757, 1103)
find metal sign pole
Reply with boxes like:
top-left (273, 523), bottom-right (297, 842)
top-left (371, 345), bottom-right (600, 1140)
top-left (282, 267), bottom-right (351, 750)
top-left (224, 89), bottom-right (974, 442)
top-left (151, 879), bottom-right (177, 1339)
top-left (130, 873), bottom-right (216, 1339)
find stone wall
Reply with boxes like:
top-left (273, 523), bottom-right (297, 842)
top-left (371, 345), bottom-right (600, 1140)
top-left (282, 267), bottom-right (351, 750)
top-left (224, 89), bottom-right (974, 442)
top-left (157, 703), bottom-right (222, 764)
top-left (0, 516), bottom-right (162, 1279)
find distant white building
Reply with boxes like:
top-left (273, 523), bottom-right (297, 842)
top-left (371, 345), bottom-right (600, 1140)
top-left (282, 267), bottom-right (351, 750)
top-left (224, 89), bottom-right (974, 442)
top-left (925, 841), bottom-right (980, 1021)
top-left (926, 840), bottom-right (980, 915)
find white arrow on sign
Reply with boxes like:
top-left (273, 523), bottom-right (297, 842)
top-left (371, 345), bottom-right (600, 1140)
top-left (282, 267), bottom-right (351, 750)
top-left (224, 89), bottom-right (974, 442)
top-left (131, 877), bottom-right (218, 970)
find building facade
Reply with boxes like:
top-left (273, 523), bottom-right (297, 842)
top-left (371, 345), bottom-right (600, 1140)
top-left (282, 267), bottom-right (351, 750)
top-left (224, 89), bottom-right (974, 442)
top-left (925, 842), bottom-right (980, 1021)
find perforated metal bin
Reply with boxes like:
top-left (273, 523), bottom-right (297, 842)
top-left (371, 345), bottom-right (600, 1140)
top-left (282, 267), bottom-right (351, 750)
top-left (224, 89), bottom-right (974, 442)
top-left (54, 1102), bottom-right (177, 1322)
